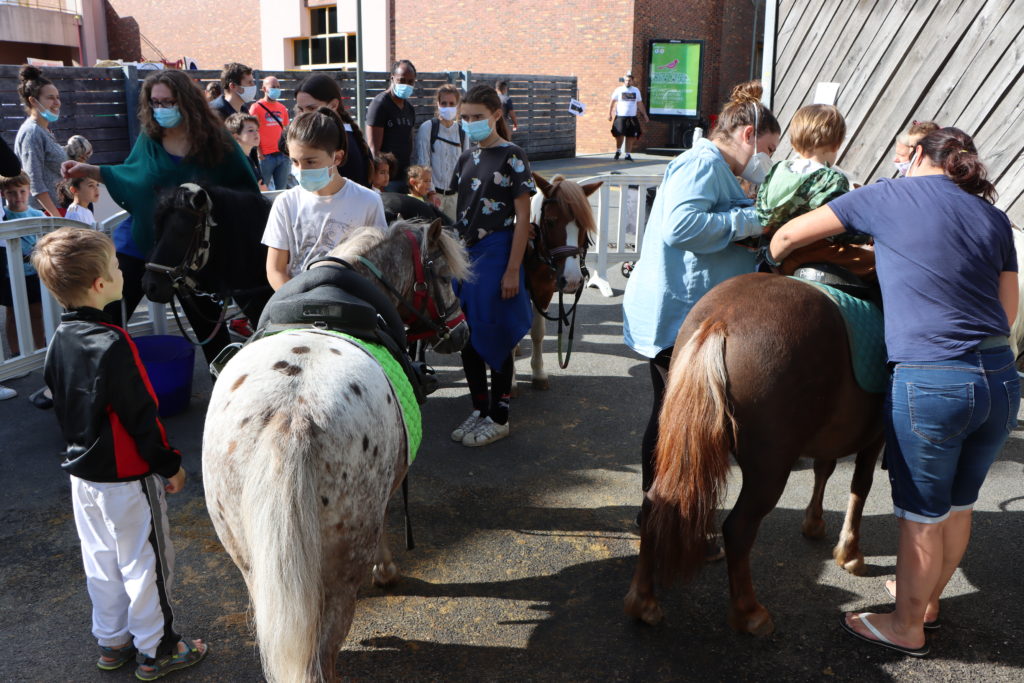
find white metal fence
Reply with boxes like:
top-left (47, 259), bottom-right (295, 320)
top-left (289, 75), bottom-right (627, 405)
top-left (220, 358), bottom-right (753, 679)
top-left (578, 173), bottom-right (663, 297)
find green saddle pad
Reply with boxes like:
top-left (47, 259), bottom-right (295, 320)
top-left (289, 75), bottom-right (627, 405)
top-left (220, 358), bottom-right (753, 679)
top-left (788, 278), bottom-right (888, 394)
top-left (276, 329), bottom-right (422, 463)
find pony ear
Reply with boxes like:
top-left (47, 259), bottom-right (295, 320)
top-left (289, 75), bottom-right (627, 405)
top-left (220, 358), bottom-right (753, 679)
top-left (180, 183), bottom-right (210, 213)
top-left (580, 181), bottom-right (603, 197)
top-left (532, 171), bottom-right (553, 196)
top-left (426, 218), bottom-right (443, 248)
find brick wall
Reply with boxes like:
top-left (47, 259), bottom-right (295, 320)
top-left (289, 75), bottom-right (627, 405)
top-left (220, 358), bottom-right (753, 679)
top-left (105, 0), bottom-right (261, 71)
top-left (392, 0), bottom-right (633, 155)
top-left (393, 0), bottom-right (755, 155)
top-left (631, 0), bottom-right (756, 150)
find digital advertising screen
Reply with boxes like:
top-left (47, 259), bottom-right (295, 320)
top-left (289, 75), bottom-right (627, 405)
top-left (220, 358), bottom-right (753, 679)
top-left (648, 40), bottom-right (704, 117)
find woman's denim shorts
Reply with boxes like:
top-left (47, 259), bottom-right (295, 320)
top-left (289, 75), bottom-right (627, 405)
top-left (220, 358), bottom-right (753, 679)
top-left (885, 345), bottom-right (1020, 523)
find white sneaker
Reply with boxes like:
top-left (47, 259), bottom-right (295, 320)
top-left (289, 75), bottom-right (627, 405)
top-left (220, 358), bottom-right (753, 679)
top-left (0, 385), bottom-right (16, 401)
top-left (462, 416), bottom-right (509, 447)
top-left (451, 410), bottom-right (482, 442)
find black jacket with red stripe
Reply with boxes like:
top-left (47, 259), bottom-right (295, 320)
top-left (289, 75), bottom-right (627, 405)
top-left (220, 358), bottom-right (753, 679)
top-left (44, 307), bottom-right (181, 482)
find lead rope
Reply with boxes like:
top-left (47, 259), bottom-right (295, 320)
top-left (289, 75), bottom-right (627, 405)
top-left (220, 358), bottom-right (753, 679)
top-left (556, 284), bottom-right (584, 369)
top-left (402, 474), bottom-right (415, 550)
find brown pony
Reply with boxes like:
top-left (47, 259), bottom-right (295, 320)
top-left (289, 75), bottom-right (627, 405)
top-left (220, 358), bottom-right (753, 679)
top-left (624, 272), bottom-right (884, 636)
top-left (520, 173), bottom-right (601, 389)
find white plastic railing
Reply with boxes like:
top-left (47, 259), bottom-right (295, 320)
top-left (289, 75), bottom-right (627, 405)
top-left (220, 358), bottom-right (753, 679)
top-left (1, 191), bottom-right (284, 381)
top-left (577, 173), bottom-right (664, 297)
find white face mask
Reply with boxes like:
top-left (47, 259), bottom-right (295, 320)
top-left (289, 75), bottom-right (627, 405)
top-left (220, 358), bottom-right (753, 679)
top-left (240, 84), bottom-right (258, 103)
top-left (739, 105), bottom-right (772, 185)
top-left (904, 150), bottom-right (919, 178)
top-left (438, 106), bottom-right (457, 121)
top-left (894, 160), bottom-right (912, 177)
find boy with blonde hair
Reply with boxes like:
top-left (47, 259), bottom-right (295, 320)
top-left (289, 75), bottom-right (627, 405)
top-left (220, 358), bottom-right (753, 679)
top-left (756, 104), bottom-right (874, 279)
top-left (32, 227), bottom-right (208, 680)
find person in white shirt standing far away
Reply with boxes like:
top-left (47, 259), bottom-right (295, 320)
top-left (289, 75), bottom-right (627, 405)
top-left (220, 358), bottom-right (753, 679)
top-left (609, 72), bottom-right (649, 161)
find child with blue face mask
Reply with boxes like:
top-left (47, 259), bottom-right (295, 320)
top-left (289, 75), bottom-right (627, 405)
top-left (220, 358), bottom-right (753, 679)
top-left (262, 107), bottom-right (387, 291)
top-left (448, 85), bottom-right (537, 447)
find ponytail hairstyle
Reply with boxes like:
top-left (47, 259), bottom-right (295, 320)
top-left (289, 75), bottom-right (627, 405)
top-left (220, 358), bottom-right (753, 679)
top-left (462, 85), bottom-right (510, 140)
top-left (711, 80), bottom-right (780, 141)
top-left (17, 65), bottom-right (54, 114)
top-left (56, 176), bottom-right (88, 208)
top-left (286, 106), bottom-right (349, 158)
top-left (295, 74), bottom-right (372, 182)
top-left (916, 127), bottom-right (997, 203)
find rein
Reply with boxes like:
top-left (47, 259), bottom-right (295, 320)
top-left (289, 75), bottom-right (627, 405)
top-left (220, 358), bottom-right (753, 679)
top-left (531, 190), bottom-right (589, 368)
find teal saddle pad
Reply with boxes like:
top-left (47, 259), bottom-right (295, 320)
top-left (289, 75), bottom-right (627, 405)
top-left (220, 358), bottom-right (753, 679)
top-left (788, 277), bottom-right (888, 394)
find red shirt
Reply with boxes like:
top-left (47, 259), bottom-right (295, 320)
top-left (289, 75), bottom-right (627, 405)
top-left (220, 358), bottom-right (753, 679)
top-left (251, 99), bottom-right (289, 156)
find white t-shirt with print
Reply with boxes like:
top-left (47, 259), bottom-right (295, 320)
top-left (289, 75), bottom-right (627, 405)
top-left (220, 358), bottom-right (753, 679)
top-left (612, 85), bottom-right (642, 117)
top-left (64, 203), bottom-right (96, 226)
top-left (262, 180), bottom-right (387, 278)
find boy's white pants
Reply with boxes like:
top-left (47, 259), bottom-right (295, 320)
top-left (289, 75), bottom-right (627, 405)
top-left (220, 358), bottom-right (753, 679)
top-left (71, 474), bottom-right (179, 658)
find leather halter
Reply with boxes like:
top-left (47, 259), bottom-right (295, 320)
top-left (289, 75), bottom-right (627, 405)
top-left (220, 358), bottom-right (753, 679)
top-left (144, 202), bottom-right (215, 295)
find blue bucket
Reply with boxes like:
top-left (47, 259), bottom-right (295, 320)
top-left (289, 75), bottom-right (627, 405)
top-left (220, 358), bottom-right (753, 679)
top-left (134, 335), bottom-right (196, 417)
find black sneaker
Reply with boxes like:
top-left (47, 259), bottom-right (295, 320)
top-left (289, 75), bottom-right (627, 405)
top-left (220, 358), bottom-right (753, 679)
top-left (624, 154), bottom-right (634, 162)
top-left (614, 151), bottom-right (621, 160)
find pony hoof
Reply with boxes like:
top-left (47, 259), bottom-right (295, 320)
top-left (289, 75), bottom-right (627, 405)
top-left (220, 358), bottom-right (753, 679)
top-left (801, 518), bottom-right (827, 540)
top-left (729, 607), bottom-right (774, 636)
top-left (371, 562), bottom-right (399, 588)
top-left (624, 591), bottom-right (664, 626)
top-left (532, 378), bottom-right (550, 391)
top-left (833, 547), bottom-right (866, 576)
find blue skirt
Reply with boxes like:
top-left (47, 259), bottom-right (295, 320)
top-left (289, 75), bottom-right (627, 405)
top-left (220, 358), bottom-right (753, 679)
top-left (454, 230), bottom-right (533, 369)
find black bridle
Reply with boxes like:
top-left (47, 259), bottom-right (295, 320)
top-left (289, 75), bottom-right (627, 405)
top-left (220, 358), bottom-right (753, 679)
top-left (531, 188), bottom-right (589, 369)
top-left (144, 187), bottom-right (268, 346)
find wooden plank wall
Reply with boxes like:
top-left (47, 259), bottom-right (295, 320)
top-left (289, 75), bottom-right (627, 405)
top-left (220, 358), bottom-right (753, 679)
top-left (0, 66), bottom-right (131, 165)
top-left (0, 67), bottom-right (575, 168)
top-left (770, 0), bottom-right (1024, 224)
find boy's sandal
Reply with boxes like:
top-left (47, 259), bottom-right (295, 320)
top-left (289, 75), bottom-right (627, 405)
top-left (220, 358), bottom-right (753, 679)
top-left (134, 638), bottom-right (208, 681)
top-left (96, 643), bottom-right (138, 671)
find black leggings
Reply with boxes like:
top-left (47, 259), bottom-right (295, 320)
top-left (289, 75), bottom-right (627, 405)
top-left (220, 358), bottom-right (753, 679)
top-left (641, 346), bottom-right (673, 492)
top-left (105, 252), bottom-right (231, 364)
top-left (461, 343), bottom-right (514, 425)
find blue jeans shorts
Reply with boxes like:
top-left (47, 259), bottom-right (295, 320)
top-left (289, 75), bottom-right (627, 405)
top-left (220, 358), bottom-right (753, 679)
top-left (885, 345), bottom-right (1020, 523)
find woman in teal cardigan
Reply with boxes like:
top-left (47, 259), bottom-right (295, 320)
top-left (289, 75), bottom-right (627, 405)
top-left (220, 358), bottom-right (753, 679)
top-left (63, 70), bottom-right (260, 361)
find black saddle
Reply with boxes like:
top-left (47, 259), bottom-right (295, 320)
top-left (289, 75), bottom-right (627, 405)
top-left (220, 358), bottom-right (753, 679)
top-left (793, 262), bottom-right (880, 306)
top-left (254, 259), bottom-right (435, 402)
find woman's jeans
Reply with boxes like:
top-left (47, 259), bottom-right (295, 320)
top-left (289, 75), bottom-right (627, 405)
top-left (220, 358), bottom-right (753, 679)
top-left (885, 346), bottom-right (1020, 523)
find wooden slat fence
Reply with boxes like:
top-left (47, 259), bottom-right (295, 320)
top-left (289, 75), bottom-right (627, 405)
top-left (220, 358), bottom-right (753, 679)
top-left (0, 66), bottom-right (575, 168)
top-left (768, 0), bottom-right (1024, 225)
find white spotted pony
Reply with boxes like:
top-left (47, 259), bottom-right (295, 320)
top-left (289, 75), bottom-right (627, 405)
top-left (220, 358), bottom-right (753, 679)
top-left (202, 220), bottom-right (469, 682)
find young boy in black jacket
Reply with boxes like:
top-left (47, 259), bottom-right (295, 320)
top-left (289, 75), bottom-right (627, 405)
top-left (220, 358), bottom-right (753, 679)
top-left (33, 228), bottom-right (208, 680)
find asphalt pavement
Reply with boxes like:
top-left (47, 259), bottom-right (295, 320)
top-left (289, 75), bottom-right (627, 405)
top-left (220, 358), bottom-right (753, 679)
top-left (2, 153), bottom-right (1023, 682)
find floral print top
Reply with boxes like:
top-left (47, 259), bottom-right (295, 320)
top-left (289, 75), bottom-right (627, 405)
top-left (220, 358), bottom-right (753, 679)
top-left (451, 142), bottom-right (536, 246)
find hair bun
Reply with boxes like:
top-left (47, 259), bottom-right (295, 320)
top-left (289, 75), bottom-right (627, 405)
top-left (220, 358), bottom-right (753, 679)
top-left (19, 64), bottom-right (43, 82)
top-left (729, 80), bottom-right (763, 105)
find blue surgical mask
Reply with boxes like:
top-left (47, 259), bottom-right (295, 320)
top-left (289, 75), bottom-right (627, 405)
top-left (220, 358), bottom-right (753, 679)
top-left (153, 106), bottom-right (182, 128)
top-left (461, 118), bottom-right (493, 143)
top-left (393, 83), bottom-right (414, 99)
top-left (39, 107), bottom-right (59, 123)
top-left (292, 164), bottom-right (333, 192)
top-left (267, 88), bottom-right (282, 101)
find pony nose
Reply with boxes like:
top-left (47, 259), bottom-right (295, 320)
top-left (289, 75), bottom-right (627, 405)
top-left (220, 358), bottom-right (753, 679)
top-left (557, 275), bottom-right (568, 290)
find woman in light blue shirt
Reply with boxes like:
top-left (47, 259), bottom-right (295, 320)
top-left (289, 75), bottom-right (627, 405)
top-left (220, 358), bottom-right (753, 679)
top-left (623, 83), bottom-right (780, 508)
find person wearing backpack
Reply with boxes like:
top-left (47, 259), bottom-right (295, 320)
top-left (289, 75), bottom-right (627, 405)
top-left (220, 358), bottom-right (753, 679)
top-left (251, 75), bottom-right (290, 190)
top-left (414, 84), bottom-right (468, 222)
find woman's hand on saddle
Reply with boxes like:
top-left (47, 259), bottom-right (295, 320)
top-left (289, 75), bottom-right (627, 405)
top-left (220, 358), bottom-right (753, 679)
top-left (500, 268), bottom-right (520, 299)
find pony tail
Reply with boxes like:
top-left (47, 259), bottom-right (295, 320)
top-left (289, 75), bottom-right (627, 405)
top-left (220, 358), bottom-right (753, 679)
top-left (646, 319), bottom-right (735, 585)
top-left (56, 179), bottom-right (75, 208)
top-left (919, 127), bottom-right (998, 204)
top-left (495, 114), bottom-right (511, 141)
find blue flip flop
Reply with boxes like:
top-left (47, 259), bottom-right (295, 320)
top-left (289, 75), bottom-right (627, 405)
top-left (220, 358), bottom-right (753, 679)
top-left (841, 612), bottom-right (929, 657)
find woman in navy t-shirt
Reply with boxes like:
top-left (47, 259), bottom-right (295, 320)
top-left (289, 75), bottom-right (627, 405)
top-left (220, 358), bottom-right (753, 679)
top-left (770, 128), bottom-right (1019, 657)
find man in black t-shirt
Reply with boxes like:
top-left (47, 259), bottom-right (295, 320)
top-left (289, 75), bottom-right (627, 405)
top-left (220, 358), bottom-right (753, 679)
top-left (209, 62), bottom-right (257, 121)
top-left (367, 59), bottom-right (418, 193)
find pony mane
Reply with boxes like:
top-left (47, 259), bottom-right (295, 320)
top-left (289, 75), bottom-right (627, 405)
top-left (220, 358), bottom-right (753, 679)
top-left (549, 174), bottom-right (597, 234)
top-left (327, 221), bottom-right (471, 282)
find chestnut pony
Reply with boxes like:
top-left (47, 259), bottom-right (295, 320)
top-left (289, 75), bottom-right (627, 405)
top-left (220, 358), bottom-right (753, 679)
top-left (624, 272), bottom-right (885, 636)
top-left (521, 173), bottom-right (601, 388)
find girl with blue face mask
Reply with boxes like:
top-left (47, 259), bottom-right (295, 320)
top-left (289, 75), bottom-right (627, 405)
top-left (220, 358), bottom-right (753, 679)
top-left (14, 64), bottom-right (65, 218)
top-left (262, 107), bottom-right (387, 291)
top-left (447, 85), bottom-right (537, 447)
